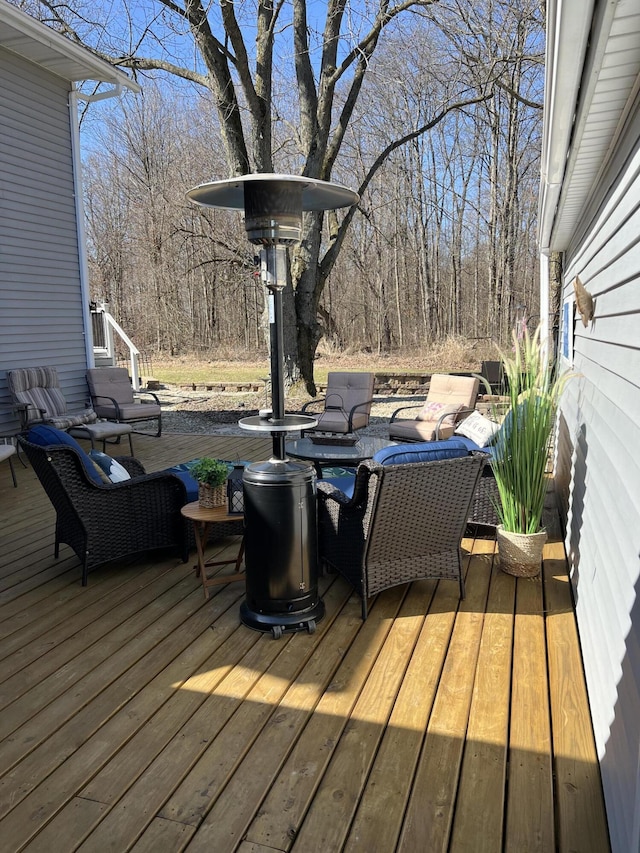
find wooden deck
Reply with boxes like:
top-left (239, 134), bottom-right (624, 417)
top-left (0, 431), bottom-right (610, 852)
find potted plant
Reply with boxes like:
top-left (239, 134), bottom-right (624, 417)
top-left (189, 457), bottom-right (229, 508)
top-left (492, 325), bottom-right (572, 577)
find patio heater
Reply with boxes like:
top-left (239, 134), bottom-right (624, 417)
top-left (187, 174), bottom-right (359, 637)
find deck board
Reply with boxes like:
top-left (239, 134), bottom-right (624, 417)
top-left (544, 542), bottom-right (611, 853)
top-left (396, 545), bottom-right (493, 852)
top-left (505, 575), bottom-right (555, 853)
top-left (0, 431), bottom-right (610, 851)
top-left (449, 542), bottom-right (514, 853)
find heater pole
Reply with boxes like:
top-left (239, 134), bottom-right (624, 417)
top-left (268, 287), bottom-right (285, 458)
top-left (262, 245), bottom-right (287, 459)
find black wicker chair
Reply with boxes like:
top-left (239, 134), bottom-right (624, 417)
top-left (18, 436), bottom-right (190, 585)
top-left (317, 453), bottom-right (485, 619)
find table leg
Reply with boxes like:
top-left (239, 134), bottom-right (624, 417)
top-left (191, 520), bottom-right (245, 599)
top-left (192, 521), bottom-right (211, 598)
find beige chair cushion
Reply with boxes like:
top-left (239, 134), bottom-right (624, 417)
top-left (427, 373), bottom-right (479, 407)
top-left (389, 373), bottom-right (479, 443)
top-left (416, 401), bottom-right (462, 423)
top-left (388, 419), bottom-right (457, 442)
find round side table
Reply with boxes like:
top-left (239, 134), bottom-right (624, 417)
top-left (180, 501), bottom-right (245, 599)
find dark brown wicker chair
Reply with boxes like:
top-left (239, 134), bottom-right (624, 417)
top-left (317, 453), bottom-right (485, 619)
top-left (468, 465), bottom-right (500, 530)
top-left (18, 436), bottom-right (189, 585)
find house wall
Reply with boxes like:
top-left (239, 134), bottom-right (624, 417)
top-left (0, 46), bottom-right (90, 431)
top-left (555, 88), bottom-right (640, 853)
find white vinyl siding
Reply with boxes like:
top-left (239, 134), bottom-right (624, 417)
top-left (555, 88), bottom-right (640, 853)
top-left (0, 46), bottom-right (90, 430)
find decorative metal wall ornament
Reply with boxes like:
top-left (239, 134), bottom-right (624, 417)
top-left (573, 275), bottom-right (594, 326)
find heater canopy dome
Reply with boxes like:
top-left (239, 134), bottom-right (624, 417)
top-left (187, 173), bottom-right (359, 245)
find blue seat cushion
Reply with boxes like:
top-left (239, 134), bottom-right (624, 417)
top-left (167, 470), bottom-right (199, 502)
top-left (26, 424), bottom-right (104, 485)
top-left (322, 440), bottom-right (472, 499)
top-left (373, 439), bottom-right (470, 465)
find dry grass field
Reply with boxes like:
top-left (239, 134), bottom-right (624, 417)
top-left (148, 337), bottom-right (501, 389)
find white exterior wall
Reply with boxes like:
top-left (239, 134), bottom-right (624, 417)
top-left (555, 90), bottom-right (640, 853)
top-left (0, 46), bottom-right (91, 430)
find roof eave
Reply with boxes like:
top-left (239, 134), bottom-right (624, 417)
top-left (0, 0), bottom-right (140, 92)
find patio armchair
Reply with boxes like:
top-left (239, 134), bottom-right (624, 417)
top-left (300, 371), bottom-right (375, 435)
top-left (388, 373), bottom-right (480, 443)
top-left (7, 366), bottom-right (134, 453)
top-left (8, 365), bottom-right (99, 430)
top-left (317, 442), bottom-right (485, 619)
top-left (18, 425), bottom-right (189, 585)
top-left (86, 367), bottom-right (162, 437)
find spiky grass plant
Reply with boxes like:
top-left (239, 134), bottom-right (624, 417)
top-left (492, 325), bottom-right (570, 534)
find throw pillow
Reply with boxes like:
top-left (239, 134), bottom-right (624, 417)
top-left (454, 411), bottom-right (500, 448)
top-left (416, 401), bottom-right (462, 423)
top-left (89, 449), bottom-right (131, 483)
top-left (26, 424), bottom-right (103, 485)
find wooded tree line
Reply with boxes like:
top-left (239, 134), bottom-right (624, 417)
top-left (34, 0), bottom-right (544, 381)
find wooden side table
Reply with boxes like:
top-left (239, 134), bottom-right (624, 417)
top-left (180, 501), bottom-right (245, 599)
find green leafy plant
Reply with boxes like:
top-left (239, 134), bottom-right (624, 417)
top-left (189, 457), bottom-right (228, 487)
top-left (492, 325), bottom-right (572, 535)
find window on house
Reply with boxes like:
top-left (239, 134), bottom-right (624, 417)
top-left (560, 297), bottom-right (574, 365)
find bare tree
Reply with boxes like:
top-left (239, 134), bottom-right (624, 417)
top-left (18, 0), bottom-right (542, 391)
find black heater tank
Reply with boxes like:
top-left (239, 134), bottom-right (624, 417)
top-left (240, 457), bottom-right (324, 637)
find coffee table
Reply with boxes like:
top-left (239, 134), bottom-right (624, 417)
top-left (180, 501), bottom-right (245, 599)
top-left (286, 435), bottom-right (396, 476)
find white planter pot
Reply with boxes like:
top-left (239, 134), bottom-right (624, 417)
top-left (496, 525), bottom-right (547, 578)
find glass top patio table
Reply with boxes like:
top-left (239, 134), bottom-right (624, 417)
top-left (286, 436), bottom-right (396, 475)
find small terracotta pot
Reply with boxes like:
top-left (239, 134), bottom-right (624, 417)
top-left (198, 483), bottom-right (226, 508)
top-left (496, 525), bottom-right (547, 578)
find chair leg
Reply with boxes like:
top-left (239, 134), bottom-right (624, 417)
top-left (7, 455), bottom-right (17, 487)
top-left (82, 556), bottom-right (89, 586)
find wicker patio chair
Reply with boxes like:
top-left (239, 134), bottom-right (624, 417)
top-left (317, 452), bottom-right (485, 619)
top-left (300, 371), bottom-right (375, 435)
top-left (18, 433), bottom-right (189, 585)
